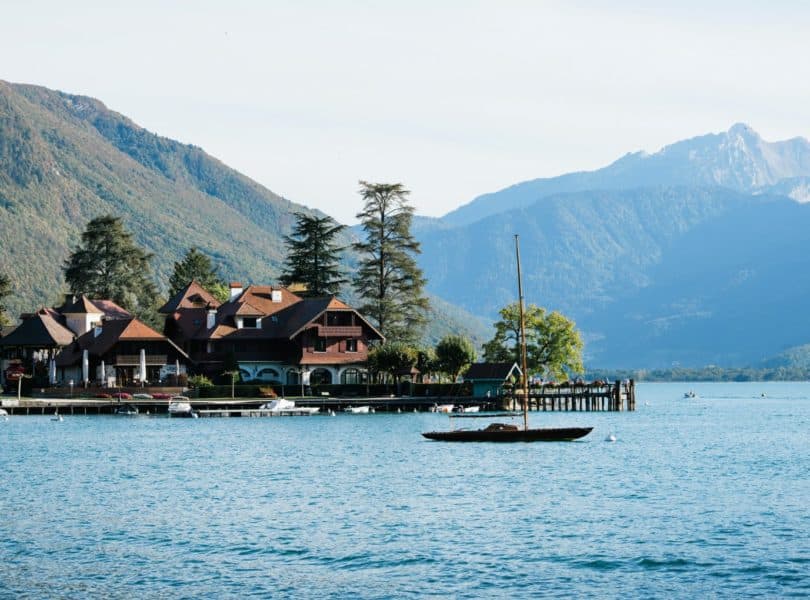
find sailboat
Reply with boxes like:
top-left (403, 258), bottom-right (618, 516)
top-left (422, 235), bottom-right (593, 443)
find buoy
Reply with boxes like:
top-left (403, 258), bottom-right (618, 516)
top-left (605, 434), bottom-right (617, 442)
top-left (396, 408), bottom-right (402, 413)
top-left (329, 410), bottom-right (336, 416)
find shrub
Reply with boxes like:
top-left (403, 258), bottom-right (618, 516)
top-left (188, 374), bottom-right (213, 388)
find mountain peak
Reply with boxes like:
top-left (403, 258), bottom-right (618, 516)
top-left (727, 122), bottom-right (758, 137)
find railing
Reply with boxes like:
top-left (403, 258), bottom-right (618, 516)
top-left (317, 325), bottom-right (362, 337)
top-left (115, 355), bottom-right (168, 366)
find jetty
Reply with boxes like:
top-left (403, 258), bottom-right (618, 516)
top-left (505, 379), bottom-right (636, 412)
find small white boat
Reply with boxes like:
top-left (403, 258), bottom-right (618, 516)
top-left (344, 405), bottom-right (370, 414)
top-left (168, 396), bottom-right (196, 418)
top-left (684, 391), bottom-right (697, 399)
top-left (434, 404), bottom-right (454, 413)
top-left (260, 398), bottom-right (319, 415)
top-left (132, 393), bottom-right (153, 400)
top-left (459, 405), bottom-right (480, 413)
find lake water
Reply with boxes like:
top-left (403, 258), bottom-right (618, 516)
top-left (1, 382), bottom-right (808, 598)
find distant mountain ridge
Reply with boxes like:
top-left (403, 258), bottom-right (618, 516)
top-left (443, 124), bottom-right (810, 227)
top-left (417, 124), bottom-right (810, 369)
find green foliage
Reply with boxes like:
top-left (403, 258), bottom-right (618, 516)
top-left (280, 212), bottom-right (346, 296)
top-left (353, 181), bottom-right (430, 344)
top-left (0, 272), bottom-right (11, 325)
top-left (63, 214), bottom-right (158, 319)
top-left (187, 374), bottom-right (213, 388)
top-left (368, 342), bottom-right (418, 383)
top-left (483, 302), bottom-right (584, 380)
top-left (434, 335), bottom-right (476, 381)
top-left (169, 247), bottom-right (227, 300)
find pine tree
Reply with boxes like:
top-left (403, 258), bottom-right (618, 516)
top-left (169, 247), bottom-right (228, 302)
top-left (352, 181), bottom-right (429, 343)
top-left (280, 212), bottom-right (346, 297)
top-left (63, 215), bottom-right (158, 317)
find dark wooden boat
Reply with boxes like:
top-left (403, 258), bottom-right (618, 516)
top-left (422, 235), bottom-right (594, 443)
top-left (422, 423), bottom-right (593, 442)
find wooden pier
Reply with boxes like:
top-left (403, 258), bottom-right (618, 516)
top-left (504, 379), bottom-right (636, 412)
top-left (0, 380), bottom-right (635, 415)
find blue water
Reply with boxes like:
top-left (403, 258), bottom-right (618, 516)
top-left (1, 382), bottom-right (808, 598)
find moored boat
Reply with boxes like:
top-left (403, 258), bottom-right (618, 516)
top-left (168, 396), bottom-right (196, 418)
top-left (421, 235), bottom-right (593, 444)
top-left (344, 405), bottom-right (370, 414)
top-left (260, 398), bottom-right (320, 415)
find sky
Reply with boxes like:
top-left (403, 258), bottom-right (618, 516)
top-left (3, 0), bottom-right (810, 224)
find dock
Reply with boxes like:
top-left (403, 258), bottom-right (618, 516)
top-left (0, 380), bottom-right (635, 415)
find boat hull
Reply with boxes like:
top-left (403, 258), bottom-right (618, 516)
top-left (421, 427), bottom-right (593, 442)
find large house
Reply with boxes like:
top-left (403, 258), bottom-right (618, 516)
top-left (160, 281), bottom-right (384, 385)
top-left (1, 294), bottom-right (190, 387)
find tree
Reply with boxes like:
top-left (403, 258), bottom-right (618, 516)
top-left (0, 273), bottom-right (11, 326)
top-left (280, 212), bottom-right (346, 296)
top-left (367, 342), bottom-right (418, 384)
top-left (63, 215), bottom-right (158, 318)
top-left (435, 335), bottom-right (477, 381)
top-left (169, 247), bottom-right (228, 302)
top-left (353, 181), bottom-right (429, 343)
top-left (482, 302), bottom-right (584, 380)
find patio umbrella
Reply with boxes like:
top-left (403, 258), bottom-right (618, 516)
top-left (82, 349), bottom-right (89, 385)
top-left (139, 349), bottom-right (147, 385)
top-left (100, 360), bottom-right (106, 386)
top-left (49, 358), bottom-right (57, 385)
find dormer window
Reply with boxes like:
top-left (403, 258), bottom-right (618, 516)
top-left (314, 338), bottom-right (327, 352)
top-left (237, 316), bottom-right (260, 329)
top-left (346, 339), bottom-right (357, 352)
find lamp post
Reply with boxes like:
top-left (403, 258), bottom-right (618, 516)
top-left (223, 370), bottom-right (239, 400)
top-left (17, 373), bottom-right (33, 402)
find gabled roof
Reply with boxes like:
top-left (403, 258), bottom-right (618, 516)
top-left (56, 317), bottom-right (189, 367)
top-left (159, 281), bottom-right (221, 314)
top-left (283, 297), bottom-right (384, 341)
top-left (90, 299), bottom-right (132, 320)
top-left (61, 294), bottom-right (103, 314)
top-left (464, 362), bottom-right (522, 381)
top-left (0, 310), bottom-right (75, 347)
top-left (234, 301), bottom-right (264, 316)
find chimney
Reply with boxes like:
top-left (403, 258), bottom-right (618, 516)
top-left (93, 325), bottom-right (103, 338)
top-left (206, 308), bottom-right (217, 330)
top-left (271, 289), bottom-right (282, 303)
top-left (229, 282), bottom-right (243, 301)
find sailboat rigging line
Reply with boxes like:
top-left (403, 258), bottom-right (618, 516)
top-left (515, 234), bottom-right (530, 432)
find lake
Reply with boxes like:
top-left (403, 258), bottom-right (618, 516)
top-left (1, 382), bottom-right (808, 598)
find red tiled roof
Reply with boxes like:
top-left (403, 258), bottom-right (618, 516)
top-left (300, 354), bottom-right (368, 365)
top-left (62, 294), bottom-right (103, 314)
top-left (159, 281), bottom-right (221, 314)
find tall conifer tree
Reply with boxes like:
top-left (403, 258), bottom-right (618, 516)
top-left (169, 247), bottom-right (228, 302)
top-left (352, 181), bottom-right (429, 343)
top-left (63, 215), bottom-right (158, 317)
top-left (280, 212), bottom-right (346, 297)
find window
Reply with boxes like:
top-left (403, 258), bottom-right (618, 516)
top-left (345, 339), bottom-right (357, 352)
top-left (314, 338), bottom-right (327, 352)
top-left (242, 317), bottom-right (258, 328)
top-left (340, 368), bottom-right (367, 385)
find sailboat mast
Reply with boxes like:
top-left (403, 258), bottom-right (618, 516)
top-left (514, 234), bottom-right (530, 432)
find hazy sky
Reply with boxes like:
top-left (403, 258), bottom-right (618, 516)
top-left (3, 1), bottom-right (810, 223)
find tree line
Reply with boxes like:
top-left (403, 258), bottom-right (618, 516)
top-left (0, 180), bottom-right (585, 382)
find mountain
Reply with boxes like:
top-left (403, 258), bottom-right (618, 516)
top-left (443, 123), bottom-right (810, 227)
top-left (0, 81), bottom-right (487, 345)
top-left (417, 125), bottom-right (810, 369)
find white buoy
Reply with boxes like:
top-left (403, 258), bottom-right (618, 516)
top-left (605, 433), bottom-right (617, 442)
top-left (329, 410), bottom-right (336, 416)
top-left (397, 408), bottom-right (402, 413)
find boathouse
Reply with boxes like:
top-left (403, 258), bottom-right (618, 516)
top-left (463, 362), bottom-right (522, 398)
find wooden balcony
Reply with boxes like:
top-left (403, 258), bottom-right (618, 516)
top-left (317, 325), bottom-right (362, 337)
top-left (115, 355), bottom-right (167, 366)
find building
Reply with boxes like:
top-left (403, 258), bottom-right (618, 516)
top-left (2, 294), bottom-right (190, 387)
top-left (160, 281), bottom-right (384, 385)
top-left (463, 362), bottom-right (522, 397)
